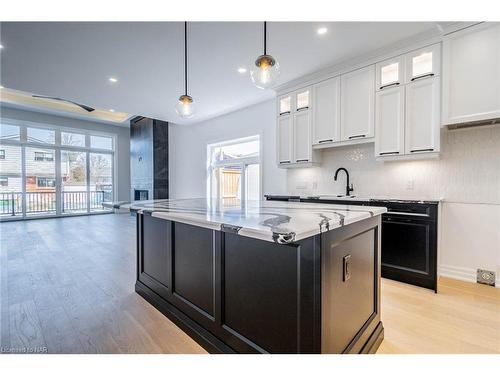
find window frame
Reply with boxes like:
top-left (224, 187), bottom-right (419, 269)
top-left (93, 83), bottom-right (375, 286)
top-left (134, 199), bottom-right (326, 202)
top-left (0, 177), bottom-right (8, 187)
top-left (0, 118), bottom-right (117, 220)
top-left (0, 149), bottom-right (5, 159)
top-left (206, 135), bottom-right (262, 202)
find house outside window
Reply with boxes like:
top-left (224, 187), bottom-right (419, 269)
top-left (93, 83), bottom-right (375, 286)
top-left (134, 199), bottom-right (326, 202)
top-left (207, 135), bottom-right (261, 205)
top-left (0, 177), bottom-right (8, 187)
top-left (0, 150), bottom-right (5, 159)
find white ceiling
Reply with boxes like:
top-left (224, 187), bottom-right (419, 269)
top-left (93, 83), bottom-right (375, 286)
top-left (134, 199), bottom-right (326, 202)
top-left (1, 22), bottom-right (448, 125)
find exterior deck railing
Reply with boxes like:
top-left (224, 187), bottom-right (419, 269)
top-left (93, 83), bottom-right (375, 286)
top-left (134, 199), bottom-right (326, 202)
top-left (0, 191), bottom-right (109, 216)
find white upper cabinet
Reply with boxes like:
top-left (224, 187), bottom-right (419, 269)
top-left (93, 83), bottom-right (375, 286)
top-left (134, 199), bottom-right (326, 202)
top-left (375, 86), bottom-right (405, 157)
top-left (277, 115), bottom-right (293, 165)
top-left (376, 56), bottom-right (405, 90)
top-left (295, 88), bottom-right (311, 112)
top-left (442, 23), bottom-right (500, 125)
top-left (278, 94), bottom-right (292, 116)
top-left (340, 65), bottom-right (375, 141)
top-left (312, 77), bottom-right (341, 145)
top-left (405, 77), bottom-right (441, 154)
top-left (405, 44), bottom-right (441, 83)
top-left (293, 110), bottom-right (312, 163)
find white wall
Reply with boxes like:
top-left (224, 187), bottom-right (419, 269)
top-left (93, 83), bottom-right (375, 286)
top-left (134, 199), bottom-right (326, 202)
top-left (287, 125), bottom-right (500, 286)
top-left (0, 106), bottom-right (131, 201)
top-left (169, 99), bottom-right (286, 199)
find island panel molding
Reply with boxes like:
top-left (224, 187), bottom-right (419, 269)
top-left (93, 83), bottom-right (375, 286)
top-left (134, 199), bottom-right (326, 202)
top-left (113, 198), bottom-right (385, 353)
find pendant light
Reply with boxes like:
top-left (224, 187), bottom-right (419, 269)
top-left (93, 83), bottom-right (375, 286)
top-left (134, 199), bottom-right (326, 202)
top-left (250, 22), bottom-right (280, 89)
top-left (175, 22), bottom-right (195, 118)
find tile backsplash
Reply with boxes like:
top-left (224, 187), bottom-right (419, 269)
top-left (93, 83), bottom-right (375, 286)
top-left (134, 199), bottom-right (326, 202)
top-left (287, 125), bottom-right (500, 204)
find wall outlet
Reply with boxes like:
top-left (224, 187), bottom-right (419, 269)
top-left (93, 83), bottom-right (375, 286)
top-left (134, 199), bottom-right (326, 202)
top-left (477, 269), bottom-right (496, 287)
top-left (406, 179), bottom-right (414, 190)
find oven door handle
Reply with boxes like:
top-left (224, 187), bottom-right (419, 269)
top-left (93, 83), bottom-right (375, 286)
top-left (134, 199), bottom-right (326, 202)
top-left (386, 211), bottom-right (430, 218)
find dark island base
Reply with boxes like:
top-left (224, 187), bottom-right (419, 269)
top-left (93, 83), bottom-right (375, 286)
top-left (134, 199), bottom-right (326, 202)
top-left (134, 213), bottom-right (383, 354)
top-left (136, 281), bottom-right (384, 354)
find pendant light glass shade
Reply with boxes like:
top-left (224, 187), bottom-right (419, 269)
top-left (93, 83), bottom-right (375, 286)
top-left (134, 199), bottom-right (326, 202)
top-left (251, 22), bottom-right (280, 89)
top-left (176, 22), bottom-right (196, 118)
top-left (250, 54), bottom-right (280, 89)
top-left (175, 94), bottom-right (195, 118)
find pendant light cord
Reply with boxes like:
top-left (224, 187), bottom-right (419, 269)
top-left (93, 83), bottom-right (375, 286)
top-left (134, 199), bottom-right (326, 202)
top-left (263, 21), bottom-right (267, 55)
top-left (184, 21), bottom-right (188, 96)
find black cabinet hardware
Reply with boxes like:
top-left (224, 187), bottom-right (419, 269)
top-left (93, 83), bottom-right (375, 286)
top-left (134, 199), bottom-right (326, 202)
top-left (410, 148), bottom-right (434, 153)
top-left (280, 111), bottom-right (291, 116)
top-left (318, 139), bottom-right (333, 143)
top-left (386, 211), bottom-right (430, 218)
top-left (348, 134), bottom-right (366, 139)
top-left (379, 151), bottom-right (399, 156)
top-left (379, 82), bottom-right (400, 90)
top-left (296, 107), bottom-right (309, 112)
top-left (279, 160), bottom-right (291, 164)
top-left (296, 159), bottom-right (309, 162)
top-left (411, 73), bottom-right (435, 81)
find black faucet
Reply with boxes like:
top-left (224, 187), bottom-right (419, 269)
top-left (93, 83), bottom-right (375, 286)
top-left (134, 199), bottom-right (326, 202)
top-left (334, 167), bottom-right (354, 196)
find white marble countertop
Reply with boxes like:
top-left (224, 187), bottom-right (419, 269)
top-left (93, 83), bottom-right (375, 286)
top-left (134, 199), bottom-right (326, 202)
top-left (105, 198), bottom-right (386, 244)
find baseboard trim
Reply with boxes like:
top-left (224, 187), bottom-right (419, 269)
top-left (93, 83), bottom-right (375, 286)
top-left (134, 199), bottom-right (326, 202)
top-left (439, 265), bottom-right (499, 288)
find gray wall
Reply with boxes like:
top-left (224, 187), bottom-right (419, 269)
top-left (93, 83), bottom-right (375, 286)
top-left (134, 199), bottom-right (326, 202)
top-left (0, 105), bottom-right (130, 201)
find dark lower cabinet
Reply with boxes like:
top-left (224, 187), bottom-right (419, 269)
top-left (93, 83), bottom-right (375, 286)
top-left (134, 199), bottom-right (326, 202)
top-left (135, 214), bottom-right (383, 354)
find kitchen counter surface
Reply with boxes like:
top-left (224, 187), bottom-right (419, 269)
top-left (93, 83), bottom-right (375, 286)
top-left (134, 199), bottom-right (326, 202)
top-left (266, 194), bottom-right (443, 204)
top-left (105, 198), bottom-right (386, 244)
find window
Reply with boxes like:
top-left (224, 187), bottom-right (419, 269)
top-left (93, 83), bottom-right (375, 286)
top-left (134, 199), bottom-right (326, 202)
top-left (61, 132), bottom-right (86, 147)
top-left (37, 177), bottom-right (56, 188)
top-left (90, 135), bottom-right (113, 150)
top-left (0, 123), bottom-right (20, 141)
top-left (0, 177), bottom-right (8, 187)
top-left (208, 136), bottom-right (260, 204)
top-left (27, 127), bottom-right (55, 144)
top-left (34, 151), bottom-right (54, 162)
top-left (0, 150), bottom-right (5, 159)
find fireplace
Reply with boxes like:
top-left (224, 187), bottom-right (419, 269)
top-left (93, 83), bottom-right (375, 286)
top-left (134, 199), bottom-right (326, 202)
top-left (134, 189), bottom-right (149, 201)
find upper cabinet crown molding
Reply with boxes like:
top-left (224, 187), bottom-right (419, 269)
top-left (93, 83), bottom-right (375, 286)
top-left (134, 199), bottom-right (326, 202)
top-left (442, 22), bottom-right (500, 126)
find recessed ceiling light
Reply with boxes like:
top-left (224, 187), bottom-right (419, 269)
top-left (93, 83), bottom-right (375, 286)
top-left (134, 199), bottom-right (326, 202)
top-left (237, 67), bottom-right (247, 74)
top-left (0, 85), bottom-right (3, 89)
top-left (317, 27), bottom-right (328, 35)
top-left (108, 77), bottom-right (118, 83)
top-left (109, 109), bottom-right (115, 112)
top-left (0, 44), bottom-right (4, 50)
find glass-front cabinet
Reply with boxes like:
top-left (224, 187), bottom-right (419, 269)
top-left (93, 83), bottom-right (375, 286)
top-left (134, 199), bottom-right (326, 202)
top-left (405, 44), bottom-right (441, 82)
top-left (376, 56), bottom-right (405, 90)
top-left (279, 95), bottom-right (292, 115)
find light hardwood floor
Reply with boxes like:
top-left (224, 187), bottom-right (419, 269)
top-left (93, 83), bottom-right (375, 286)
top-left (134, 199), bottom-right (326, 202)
top-left (1, 214), bottom-right (499, 354)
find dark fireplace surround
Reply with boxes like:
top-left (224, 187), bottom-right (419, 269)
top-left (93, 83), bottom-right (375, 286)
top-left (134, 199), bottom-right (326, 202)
top-left (130, 116), bottom-right (169, 201)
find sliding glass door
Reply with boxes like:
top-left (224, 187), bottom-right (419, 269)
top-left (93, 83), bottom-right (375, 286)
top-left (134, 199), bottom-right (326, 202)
top-left (0, 120), bottom-right (116, 220)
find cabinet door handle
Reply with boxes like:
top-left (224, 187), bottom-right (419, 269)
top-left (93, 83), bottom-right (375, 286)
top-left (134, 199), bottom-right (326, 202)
top-left (379, 151), bottom-right (400, 156)
top-left (280, 111), bottom-right (290, 116)
top-left (318, 139), bottom-right (333, 143)
top-left (279, 160), bottom-right (291, 164)
top-left (296, 106), bottom-right (309, 112)
top-left (349, 134), bottom-right (366, 139)
top-left (411, 73), bottom-right (435, 81)
top-left (379, 82), bottom-right (400, 90)
top-left (296, 159), bottom-right (309, 163)
top-left (410, 148), bottom-right (434, 153)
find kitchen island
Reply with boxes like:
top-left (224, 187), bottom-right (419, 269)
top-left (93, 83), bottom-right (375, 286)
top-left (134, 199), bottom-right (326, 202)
top-left (107, 198), bottom-right (387, 354)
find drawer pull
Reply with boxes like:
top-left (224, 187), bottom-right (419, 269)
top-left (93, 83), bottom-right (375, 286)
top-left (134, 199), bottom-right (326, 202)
top-left (410, 148), bottom-right (434, 153)
top-left (279, 160), bottom-right (291, 164)
top-left (349, 134), bottom-right (366, 140)
top-left (318, 139), bottom-right (333, 143)
top-left (411, 73), bottom-right (435, 81)
top-left (279, 111), bottom-right (291, 116)
top-left (296, 107), bottom-right (309, 112)
top-left (380, 82), bottom-right (400, 90)
top-left (379, 151), bottom-right (399, 156)
top-left (296, 159), bottom-right (309, 163)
